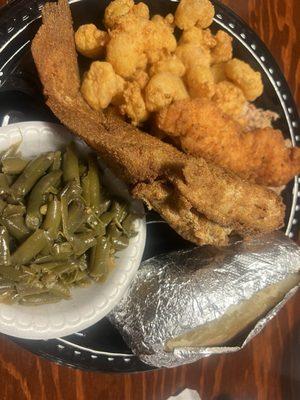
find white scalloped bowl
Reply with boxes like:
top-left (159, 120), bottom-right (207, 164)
top-left (0, 121), bottom-right (146, 339)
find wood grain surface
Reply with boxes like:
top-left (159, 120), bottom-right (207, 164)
top-left (0, 1), bottom-right (299, 399)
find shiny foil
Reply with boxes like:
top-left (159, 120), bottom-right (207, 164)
top-left (109, 232), bottom-right (300, 368)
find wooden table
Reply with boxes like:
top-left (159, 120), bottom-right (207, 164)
top-left (0, 1), bottom-right (299, 399)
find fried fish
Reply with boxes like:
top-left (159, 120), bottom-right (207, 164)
top-left (31, 0), bottom-right (285, 246)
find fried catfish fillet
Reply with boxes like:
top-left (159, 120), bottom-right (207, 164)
top-left (31, 0), bottom-right (285, 245)
top-left (157, 98), bottom-right (300, 187)
top-left (133, 180), bottom-right (232, 246)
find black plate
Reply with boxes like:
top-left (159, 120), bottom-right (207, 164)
top-left (0, 0), bottom-right (299, 373)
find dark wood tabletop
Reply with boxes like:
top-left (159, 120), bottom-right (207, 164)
top-left (0, 0), bottom-right (299, 399)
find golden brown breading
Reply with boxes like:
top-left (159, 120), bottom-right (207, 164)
top-left (133, 180), bottom-right (232, 246)
top-left (74, 24), bottom-right (107, 58)
top-left (225, 58), bottom-right (263, 101)
top-left (157, 98), bottom-right (300, 186)
top-left (172, 160), bottom-right (285, 235)
top-left (212, 80), bottom-right (246, 117)
top-left (175, 0), bottom-right (215, 30)
top-left (211, 30), bottom-right (233, 64)
top-left (31, 0), bottom-right (285, 245)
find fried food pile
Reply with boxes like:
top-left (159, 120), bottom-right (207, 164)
top-left (75, 0), bottom-right (263, 126)
top-left (31, 0), bottom-right (285, 247)
top-left (71, 0), bottom-right (300, 188)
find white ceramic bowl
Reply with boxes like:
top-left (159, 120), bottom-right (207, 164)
top-left (0, 121), bottom-right (146, 339)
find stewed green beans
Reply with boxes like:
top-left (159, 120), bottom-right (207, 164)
top-left (0, 143), bottom-right (138, 305)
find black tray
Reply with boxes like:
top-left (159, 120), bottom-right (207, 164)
top-left (0, 0), bottom-right (299, 373)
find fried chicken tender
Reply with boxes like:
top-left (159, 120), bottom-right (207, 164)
top-left (179, 26), bottom-right (216, 48)
top-left (145, 72), bottom-right (189, 112)
top-left (176, 43), bottom-right (211, 69)
top-left (149, 54), bottom-right (186, 77)
top-left (81, 61), bottom-right (124, 110)
top-left (133, 180), bottom-right (232, 246)
top-left (211, 30), bottom-right (233, 64)
top-left (120, 81), bottom-right (149, 125)
top-left (213, 81), bottom-right (246, 117)
top-left (211, 62), bottom-right (226, 83)
top-left (175, 0), bottom-right (215, 30)
top-left (186, 64), bottom-right (215, 99)
top-left (104, 0), bottom-right (149, 29)
top-left (156, 98), bottom-right (300, 186)
top-left (225, 58), bottom-right (263, 101)
top-left (75, 24), bottom-right (108, 58)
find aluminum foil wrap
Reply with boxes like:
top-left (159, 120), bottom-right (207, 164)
top-left (109, 232), bottom-right (300, 368)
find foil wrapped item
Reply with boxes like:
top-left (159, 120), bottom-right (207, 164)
top-left (109, 232), bottom-right (300, 368)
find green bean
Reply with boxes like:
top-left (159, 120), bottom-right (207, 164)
top-left (50, 151), bottom-right (62, 171)
top-left (18, 292), bottom-right (63, 305)
top-left (16, 282), bottom-right (46, 297)
top-left (68, 200), bottom-right (86, 233)
top-left (26, 170), bottom-right (62, 230)
top-left (79, 163), bottom-right (87, 177)
top-left (2, 157), bottom-right (29, 174)
top-left (43, 263), bottom-right (76, 276)
top-left (0, 265), bottom-right (27, 282)
top-left (52, 242), bottom-right (73, 259)
top-left (63, 144), bottom-right (80, 183)
top-left (86, 214), bottom-right (105, 236)
top-left (107, 224), bottom-right (120, 241)
top-left (112, 235), bottom-right (129, 251)
top-left (32, 260), bottom-right (70, 271)
top-left (1, 215), bottom-right (31, 242)
top-left (87, 156), bottom-right (101, 211)
top-left (61, 182), bottom-right (82, 239)
top-left (89, 236), bottom-right (111, 279)
top-left (9, 153), bottom-right (54, 201)
top-left (11, 229), bottom-right (49, 265)
top-left (108, 224), bottom-right (129, 250)
top-left (63, 269), bottom-right (87, 284)
top-left (0, 226), bottom-right (10, 266)
top-left (2, 204), bottom-right (26, 217)
top-left (122, 214), bottom-right (137, 238)
top-left (6, 175), bottom-right (15, 185)
top-left (70, 232), bottom-right (97, 256)
top-left (81, 174), bottom-right (90, 207)
top-left (74, 277), bottom-right (91, 287)
top-left (0, 199), bottom-right (7, 214)
top-left (0, 289), bottom-right (18, 304)
top-left (0, 173), bottom-right (10, 195)
top-left (99, 211), bottom-right (115, 226)
top-left (49, 283), bottom-right (71, 299)
top-left (42, 197), bottom-right (61, 238)
top-left (111, 201), bottom-right (128, 226)
top-left (0, 143), bottom-right (20, 162)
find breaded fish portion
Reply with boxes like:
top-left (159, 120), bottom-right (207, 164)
top-left (133, 180), bottom-right (232, 246)
top-left (172, 160), bottom-right (285, 235)
top-left (157, 98), bottom-right (300, 187)
top-left (31, 0), bottom-right (285, 246)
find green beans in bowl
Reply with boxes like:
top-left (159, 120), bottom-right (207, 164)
top-left (0, 121), bottom-right (146, 341)
top-left (0, 141), bottom-right (142, 306)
